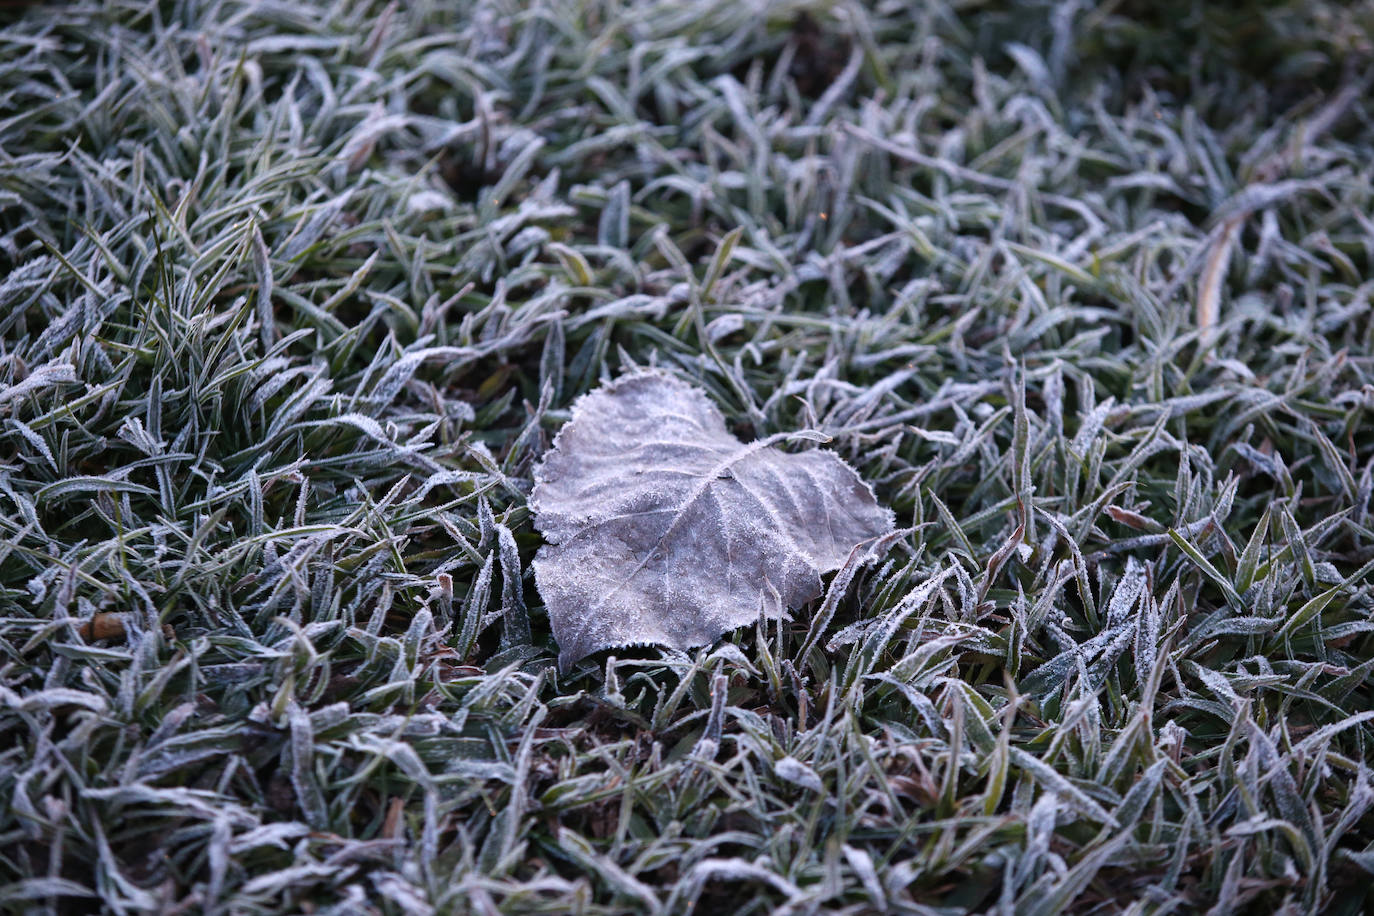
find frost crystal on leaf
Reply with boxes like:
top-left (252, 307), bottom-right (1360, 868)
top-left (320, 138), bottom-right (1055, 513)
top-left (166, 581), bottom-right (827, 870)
top-left (531, 371), bottom-right (896, 669)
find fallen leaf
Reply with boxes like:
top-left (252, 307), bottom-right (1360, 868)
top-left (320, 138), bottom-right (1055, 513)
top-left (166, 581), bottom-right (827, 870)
top-left (77, 613), bottom-right (126, 642)
top-left (1196, 216), bottom-right (1238, 331)
top-left (531, 371), bottom-right (895, 669)
top-left (383, 796), bottom-right (405, 839)
top-left (74, 614), bottom-right (173, 642)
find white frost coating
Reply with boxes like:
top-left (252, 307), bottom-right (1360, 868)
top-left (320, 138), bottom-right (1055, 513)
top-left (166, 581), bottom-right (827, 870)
top-left (531, 370), bottom-right (895, 669)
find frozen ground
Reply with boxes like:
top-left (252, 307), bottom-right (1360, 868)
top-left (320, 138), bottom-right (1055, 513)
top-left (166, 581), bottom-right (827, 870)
top-left (1, 1), bottom-right (1373, 912)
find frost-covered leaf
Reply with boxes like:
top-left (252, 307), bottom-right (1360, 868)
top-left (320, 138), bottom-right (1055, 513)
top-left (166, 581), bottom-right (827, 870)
top-left (531, 371), bottom-right (895, 668)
